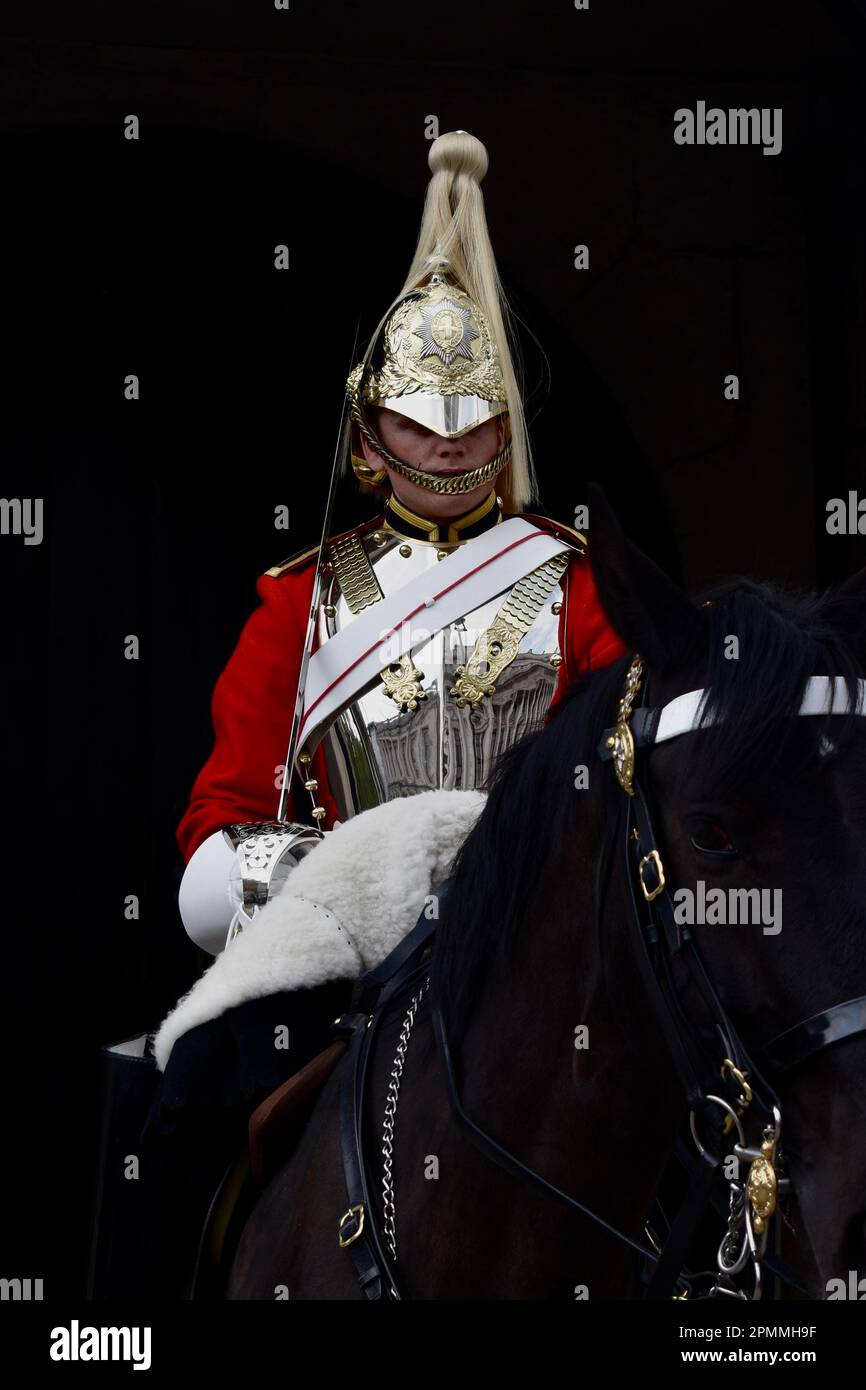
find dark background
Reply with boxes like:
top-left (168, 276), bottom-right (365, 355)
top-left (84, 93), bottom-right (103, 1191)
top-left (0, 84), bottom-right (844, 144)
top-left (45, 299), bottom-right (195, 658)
top-left (2, 1), bottom-right (865, 1298)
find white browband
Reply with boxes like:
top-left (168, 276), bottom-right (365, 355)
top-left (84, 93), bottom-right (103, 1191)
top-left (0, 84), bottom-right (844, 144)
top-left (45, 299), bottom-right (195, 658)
top-left (648, 676), bottom-right (866, 746)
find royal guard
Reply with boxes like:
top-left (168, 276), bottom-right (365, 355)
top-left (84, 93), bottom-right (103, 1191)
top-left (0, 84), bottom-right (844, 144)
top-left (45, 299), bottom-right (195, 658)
top-left (178, 129), bottom-right (625, 956)
top-left (137, 130), bottom-right (626, 1296)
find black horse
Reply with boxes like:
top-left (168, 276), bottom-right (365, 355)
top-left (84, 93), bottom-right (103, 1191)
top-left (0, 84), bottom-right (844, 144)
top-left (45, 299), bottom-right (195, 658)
top-left (227, 492), bottom-right (866, 1299)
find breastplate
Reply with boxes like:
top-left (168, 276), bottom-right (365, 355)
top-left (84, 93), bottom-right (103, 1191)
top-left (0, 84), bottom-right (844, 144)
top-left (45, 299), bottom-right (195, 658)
top-left (316, 527), bottom-right (567, 821)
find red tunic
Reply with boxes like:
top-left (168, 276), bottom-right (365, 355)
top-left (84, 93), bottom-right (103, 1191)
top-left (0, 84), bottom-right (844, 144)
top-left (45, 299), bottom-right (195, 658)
top-left (176, 515), bottom-right (626, 863)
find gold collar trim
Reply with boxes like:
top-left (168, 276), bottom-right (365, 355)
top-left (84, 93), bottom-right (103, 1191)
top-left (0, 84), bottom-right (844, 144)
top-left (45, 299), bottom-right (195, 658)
top-left (383, 490), bottom-right (501, 544)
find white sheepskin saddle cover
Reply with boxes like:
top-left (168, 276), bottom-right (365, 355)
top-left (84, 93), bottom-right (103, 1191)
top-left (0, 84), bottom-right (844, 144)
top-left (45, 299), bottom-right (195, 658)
top-left (154, 788), bottom-right (486, 1071)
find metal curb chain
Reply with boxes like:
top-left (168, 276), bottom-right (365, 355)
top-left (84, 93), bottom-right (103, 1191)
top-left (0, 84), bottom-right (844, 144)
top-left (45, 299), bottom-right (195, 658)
top-left (381, 977), bottom-right (430, 1260)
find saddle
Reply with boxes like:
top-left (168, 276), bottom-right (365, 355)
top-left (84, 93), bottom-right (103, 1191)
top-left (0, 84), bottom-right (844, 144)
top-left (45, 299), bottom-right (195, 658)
top-left (248, 1039), bottom-right (348, 1189)
top-left (190, 1038), bottom-right (347, 1298)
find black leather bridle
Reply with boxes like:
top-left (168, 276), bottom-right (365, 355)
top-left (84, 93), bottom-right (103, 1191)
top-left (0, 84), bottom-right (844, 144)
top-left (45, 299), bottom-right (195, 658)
top-left (602, 657), bottom-right (866, 1084)
top-left (334, 654), bottom-right (866, 1301)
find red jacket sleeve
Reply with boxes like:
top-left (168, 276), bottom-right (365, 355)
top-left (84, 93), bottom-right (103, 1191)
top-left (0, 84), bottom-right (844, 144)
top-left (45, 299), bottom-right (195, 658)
top-left (176, 564), bottom-right (339, 864)
top-left (547, 550), bottom-right (627, 718)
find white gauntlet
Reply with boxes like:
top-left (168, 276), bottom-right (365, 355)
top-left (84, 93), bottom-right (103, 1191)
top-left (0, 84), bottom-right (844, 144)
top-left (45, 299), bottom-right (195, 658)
top-left (178, 821), bottom-right (323, 956)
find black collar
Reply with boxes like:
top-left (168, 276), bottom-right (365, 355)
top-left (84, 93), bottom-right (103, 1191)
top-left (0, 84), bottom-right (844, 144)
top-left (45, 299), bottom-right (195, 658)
top-left (382, 491), bottom-right (502, 544)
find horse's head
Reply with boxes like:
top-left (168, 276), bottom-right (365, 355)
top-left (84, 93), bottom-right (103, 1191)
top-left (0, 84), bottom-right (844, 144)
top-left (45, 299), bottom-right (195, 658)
top-left (589, 485), bottom-right (866, 1297)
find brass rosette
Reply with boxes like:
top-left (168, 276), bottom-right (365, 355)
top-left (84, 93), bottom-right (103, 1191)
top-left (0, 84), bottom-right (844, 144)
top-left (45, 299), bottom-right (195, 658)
top-left (606, 656), bottom-right (645, 796)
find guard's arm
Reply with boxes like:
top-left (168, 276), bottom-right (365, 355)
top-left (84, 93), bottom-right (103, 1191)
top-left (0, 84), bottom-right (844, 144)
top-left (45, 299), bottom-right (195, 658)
top-left (176, 560), bottom-right (337, 953)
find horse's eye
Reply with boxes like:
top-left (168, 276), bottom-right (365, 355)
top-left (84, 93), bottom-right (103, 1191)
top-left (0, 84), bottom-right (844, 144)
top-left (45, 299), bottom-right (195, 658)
top-left (690, 823), bottom-right (738, 856)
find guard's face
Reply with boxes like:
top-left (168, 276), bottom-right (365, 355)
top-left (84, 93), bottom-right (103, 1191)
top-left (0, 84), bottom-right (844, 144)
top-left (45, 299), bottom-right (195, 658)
top-left (361, 407), bottom-right (507, 518)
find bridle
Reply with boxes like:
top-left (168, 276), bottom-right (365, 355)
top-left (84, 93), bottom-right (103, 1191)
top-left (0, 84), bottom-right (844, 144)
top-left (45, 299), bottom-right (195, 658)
top-left (334, 657), bottom-right (866, 1301)
top-left (597, 656), bottom-right (866, 1297)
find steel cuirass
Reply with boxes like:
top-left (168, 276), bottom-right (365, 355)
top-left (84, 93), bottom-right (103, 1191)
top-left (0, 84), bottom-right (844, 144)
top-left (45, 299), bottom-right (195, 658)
top-left (315, 515), bottom-right (569, 821)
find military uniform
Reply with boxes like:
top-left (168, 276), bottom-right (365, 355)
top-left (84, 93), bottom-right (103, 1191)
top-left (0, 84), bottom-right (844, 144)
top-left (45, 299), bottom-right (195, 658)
top-left (177, 498), bottom-right (624, 865)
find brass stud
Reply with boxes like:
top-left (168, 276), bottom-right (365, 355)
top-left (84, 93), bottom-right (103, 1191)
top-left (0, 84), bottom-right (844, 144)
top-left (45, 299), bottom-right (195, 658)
top-left (304, 779), bottom-right (318, 792)
top-left (311, 807), bottom-right (326, 821)
top-left (436, 548), bottom-right (448, 560)
top-left (550, 653), bottom-right (562, 667)
top-left (299, 752), bottom-right (311, 765)
top-left (372, 531), bottom-right (386, 545)
top-left (551, 601), bottom-right (562, 615)
top-left (399, 543), bottom-right (412, 558)
top-left (323, 603), bottom-right (336, 618)
top-left (606, 736), bottom-right (615, 749)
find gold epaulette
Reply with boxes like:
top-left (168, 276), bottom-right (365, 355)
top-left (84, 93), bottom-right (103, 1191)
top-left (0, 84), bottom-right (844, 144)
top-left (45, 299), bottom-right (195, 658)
top-left (510, 511), bottom-right (588, 552)
top-left (264, 515), bottom-right (386, 579)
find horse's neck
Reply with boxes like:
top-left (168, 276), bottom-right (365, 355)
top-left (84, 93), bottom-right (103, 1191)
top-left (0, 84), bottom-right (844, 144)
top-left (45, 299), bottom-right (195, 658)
top-left (451, 808), bottom-right (683, 1288)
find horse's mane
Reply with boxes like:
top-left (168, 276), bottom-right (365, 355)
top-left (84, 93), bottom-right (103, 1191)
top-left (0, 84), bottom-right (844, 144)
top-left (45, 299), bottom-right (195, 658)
top-left (432, 577), bottom-right (865, 1039)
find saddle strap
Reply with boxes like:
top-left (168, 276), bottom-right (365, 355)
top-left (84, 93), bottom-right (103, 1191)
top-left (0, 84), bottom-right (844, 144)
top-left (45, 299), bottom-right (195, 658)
top-left (334, 897), bottom-right (444, 1300)
top-left (336, 1012), bottom-right (395, 1300)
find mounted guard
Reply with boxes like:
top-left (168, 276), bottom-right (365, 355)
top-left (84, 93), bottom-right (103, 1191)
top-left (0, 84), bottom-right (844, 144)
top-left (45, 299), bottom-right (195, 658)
top-left (92, 130), bottom-right (628, 1299)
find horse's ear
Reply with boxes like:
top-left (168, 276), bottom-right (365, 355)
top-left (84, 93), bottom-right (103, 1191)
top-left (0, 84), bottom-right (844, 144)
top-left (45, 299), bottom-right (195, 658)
top-left (586, 483), bottom-right (706, 674)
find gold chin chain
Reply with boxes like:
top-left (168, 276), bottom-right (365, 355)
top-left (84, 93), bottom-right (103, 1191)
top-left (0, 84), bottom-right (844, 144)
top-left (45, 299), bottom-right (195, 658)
top-left (348, 396), bottom-right (511, 497)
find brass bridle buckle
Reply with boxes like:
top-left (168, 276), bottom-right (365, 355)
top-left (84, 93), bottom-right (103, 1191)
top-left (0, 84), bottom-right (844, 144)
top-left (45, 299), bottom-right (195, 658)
top-left (338, 1203), bottom-right (366, 1248)
top-left (638, 848), bottom-right (666, 902)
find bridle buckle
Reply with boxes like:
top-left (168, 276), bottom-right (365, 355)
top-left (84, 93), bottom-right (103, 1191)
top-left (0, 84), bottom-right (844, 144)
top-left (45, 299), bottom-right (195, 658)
top-left (638, 849), bottom-right (666, 902)
top-left (338, 1203), bottom-right (366, 1248)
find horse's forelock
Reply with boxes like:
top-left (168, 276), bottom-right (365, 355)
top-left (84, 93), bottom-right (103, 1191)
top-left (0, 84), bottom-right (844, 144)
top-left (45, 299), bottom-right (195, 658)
top-left (683, 579), bottom-right (865, 794)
